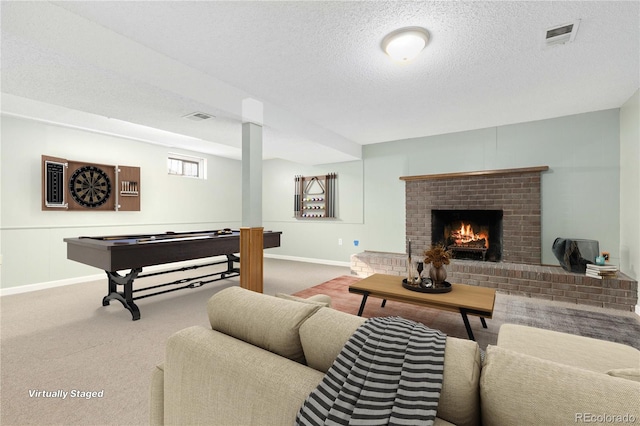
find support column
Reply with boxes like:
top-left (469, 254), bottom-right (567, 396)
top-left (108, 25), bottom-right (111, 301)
top-left (240, 99), bottom-right (264, 293)
top-left (240, 227), bottom-right (264, 293)
top-left (242, 120), bottom-right (262, 227)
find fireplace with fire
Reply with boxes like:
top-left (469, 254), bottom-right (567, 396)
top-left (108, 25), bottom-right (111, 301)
top-left (431, 210), bottom-right (503, 262)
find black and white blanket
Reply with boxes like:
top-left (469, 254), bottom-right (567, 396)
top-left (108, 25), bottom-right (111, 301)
top-left (296, 317), bottom-right (446, 426)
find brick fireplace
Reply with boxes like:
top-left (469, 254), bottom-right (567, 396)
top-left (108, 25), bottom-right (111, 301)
top-left (350, 166), bottom-right (638, 311)
top-left (403, 166), bottom-right (547, 264)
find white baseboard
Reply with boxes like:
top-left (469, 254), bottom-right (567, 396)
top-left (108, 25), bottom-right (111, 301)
top-left (0, 273), bottom-right (105, 296)
top-left (1, 255), bottom-right (349, 297)
top-left (264, 253), bottom-right (351, 268)
top-left (0, 257), bottom-right (229, 297)
top-left (635, 304), bottom-right (640, 318)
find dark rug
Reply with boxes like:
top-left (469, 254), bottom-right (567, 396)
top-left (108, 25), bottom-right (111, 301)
top-left (294, 275), bottom-right (640, 350)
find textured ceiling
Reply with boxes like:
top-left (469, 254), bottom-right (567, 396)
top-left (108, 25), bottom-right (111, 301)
top-left (1, 1), bottom-right (638, 165)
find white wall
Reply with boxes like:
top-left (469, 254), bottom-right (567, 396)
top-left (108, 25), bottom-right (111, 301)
top-left (0, 115), bottom-right (241, 289)
top-left (619, 89), bottom-right (639, 303)
top-left (262, 158), bottom-right (365, 263)
top-left (0, 116), bottom-right (3, 285)
top-left (1, 107), bottom-right (631, 290)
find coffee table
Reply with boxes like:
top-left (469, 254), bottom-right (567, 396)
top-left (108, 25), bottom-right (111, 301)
top-left (348, 273), bottom-right (496, 340)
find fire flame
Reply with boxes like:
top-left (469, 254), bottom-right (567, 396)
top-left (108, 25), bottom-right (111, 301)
top-left (451, 222), bottom-right (489, 248)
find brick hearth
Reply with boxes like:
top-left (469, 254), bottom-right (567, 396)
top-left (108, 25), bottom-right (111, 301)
top-left (350, 166), bottom-right (638, 312)
top-left (350, 251), bottom-right (638, 311)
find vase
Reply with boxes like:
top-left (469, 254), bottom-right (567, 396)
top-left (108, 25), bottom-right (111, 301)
top-left (416, 262), bottom-right (424, 279)
top-left (407, 258), bottom-right (422, 286)
top-left (429, 265), bottom-right (447, 287)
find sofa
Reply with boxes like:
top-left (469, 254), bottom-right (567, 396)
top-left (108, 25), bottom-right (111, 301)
top-left (150, 286), bottom-right (640, 425)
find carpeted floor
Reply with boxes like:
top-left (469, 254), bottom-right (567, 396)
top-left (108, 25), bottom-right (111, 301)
top-left (293, 275), bottom-right (640, 351)
top-left (1, 263), bottom-right (638, 426)
top-left (0, 258), bottom-right (350, 426)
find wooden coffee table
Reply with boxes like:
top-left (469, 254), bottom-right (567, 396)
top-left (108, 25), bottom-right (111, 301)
top-left (348, 273), bottom-right (496, 341)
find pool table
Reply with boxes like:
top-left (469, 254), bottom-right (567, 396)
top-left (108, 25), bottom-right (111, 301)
top-left (64, 229), bottom-right (282, 320)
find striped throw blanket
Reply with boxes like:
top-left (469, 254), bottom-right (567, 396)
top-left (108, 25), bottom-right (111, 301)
top-left (296, 317), bottom-right (446, 426)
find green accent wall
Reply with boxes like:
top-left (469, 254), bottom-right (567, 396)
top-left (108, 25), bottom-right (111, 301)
top-left (266, 109), bottom-right (623, 269)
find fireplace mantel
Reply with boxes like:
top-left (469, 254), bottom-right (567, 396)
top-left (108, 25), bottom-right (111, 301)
top-left (400, 166), bottom-right (549, 182)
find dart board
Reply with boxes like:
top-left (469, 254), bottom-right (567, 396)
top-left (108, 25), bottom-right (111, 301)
top-left (42, 156), bottom-right (139, 211)
top-left (68, 164), bottom-right (115, 210)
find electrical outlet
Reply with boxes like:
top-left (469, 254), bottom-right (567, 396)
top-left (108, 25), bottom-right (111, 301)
top-left (338, 238), bottom-right (343, 246)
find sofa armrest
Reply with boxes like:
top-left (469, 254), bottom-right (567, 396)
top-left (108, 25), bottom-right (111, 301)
top-left (497, 324), bottom-right (640, 373)
top-left (149, 363), bottom-right (164, 426)
top-left (481, 345), bottom-right (640, 426)
top-left (164, 326), bottom-right (324, 425)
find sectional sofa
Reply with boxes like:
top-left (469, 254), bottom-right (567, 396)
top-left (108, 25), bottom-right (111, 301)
top-left (150, 286), bottom-right (639, 425)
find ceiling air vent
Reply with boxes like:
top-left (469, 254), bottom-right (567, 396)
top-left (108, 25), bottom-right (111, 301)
top-left (183, 112), bottom-right (214, 121)
top-left (545, 20), bottom-right (580, 46)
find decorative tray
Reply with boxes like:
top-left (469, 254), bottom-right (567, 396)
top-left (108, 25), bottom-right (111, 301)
top-left (402, 279), bottom-right (452, 294)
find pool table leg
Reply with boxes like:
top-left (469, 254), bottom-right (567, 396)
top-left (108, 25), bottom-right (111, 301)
top-left (103, 269), bottom-right (142, 321)
top-left (220, 254), bottom-right (240, 279)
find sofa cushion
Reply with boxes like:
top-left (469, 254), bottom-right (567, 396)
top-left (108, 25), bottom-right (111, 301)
top-left (207, 287), bottom-right (321, 363)
top-left (275, 292), bottom-right (331, 308)
top-left (164, 326), bottom-right (325, 425)
top-left (300, 308), bottom-right (482, 426)
top-left (497, 323), bottom-right (640, 373)
top-left (480, 345), bottom-right (640, 426)
top-left (299, 307), bottom-right (366, 372)
top-left (607, 368), bottom-right (640, 382)
top-left (437, 337), bottom-right (482, 426)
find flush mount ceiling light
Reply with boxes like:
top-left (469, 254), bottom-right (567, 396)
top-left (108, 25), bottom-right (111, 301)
top-left (382, 26), bottom-right (429, 62)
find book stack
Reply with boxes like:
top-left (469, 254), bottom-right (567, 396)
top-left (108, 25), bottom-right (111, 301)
top-left (586, 263), bottom-right (618, 279)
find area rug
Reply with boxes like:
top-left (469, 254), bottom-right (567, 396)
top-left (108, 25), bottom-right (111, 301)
top-left (293, 275), bottom-right (640, 351)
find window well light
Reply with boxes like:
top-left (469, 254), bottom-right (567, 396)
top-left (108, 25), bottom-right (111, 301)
top-left (382, 27), bottom-right (429, 62)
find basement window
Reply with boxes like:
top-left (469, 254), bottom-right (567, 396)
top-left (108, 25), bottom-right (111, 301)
top-left (167, 153), bottom-right (207, 179)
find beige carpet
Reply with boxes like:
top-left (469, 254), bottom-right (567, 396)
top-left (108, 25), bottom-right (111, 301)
top-left (1, 262), bottom-right (638, 426)
top-left (0, 259), bottom-right (349, 426)
top-left (293, 275), bottom-right (640, 351)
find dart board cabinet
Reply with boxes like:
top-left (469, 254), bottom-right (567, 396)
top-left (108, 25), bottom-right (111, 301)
top-left (42, 155), bottom-right (140, 211)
